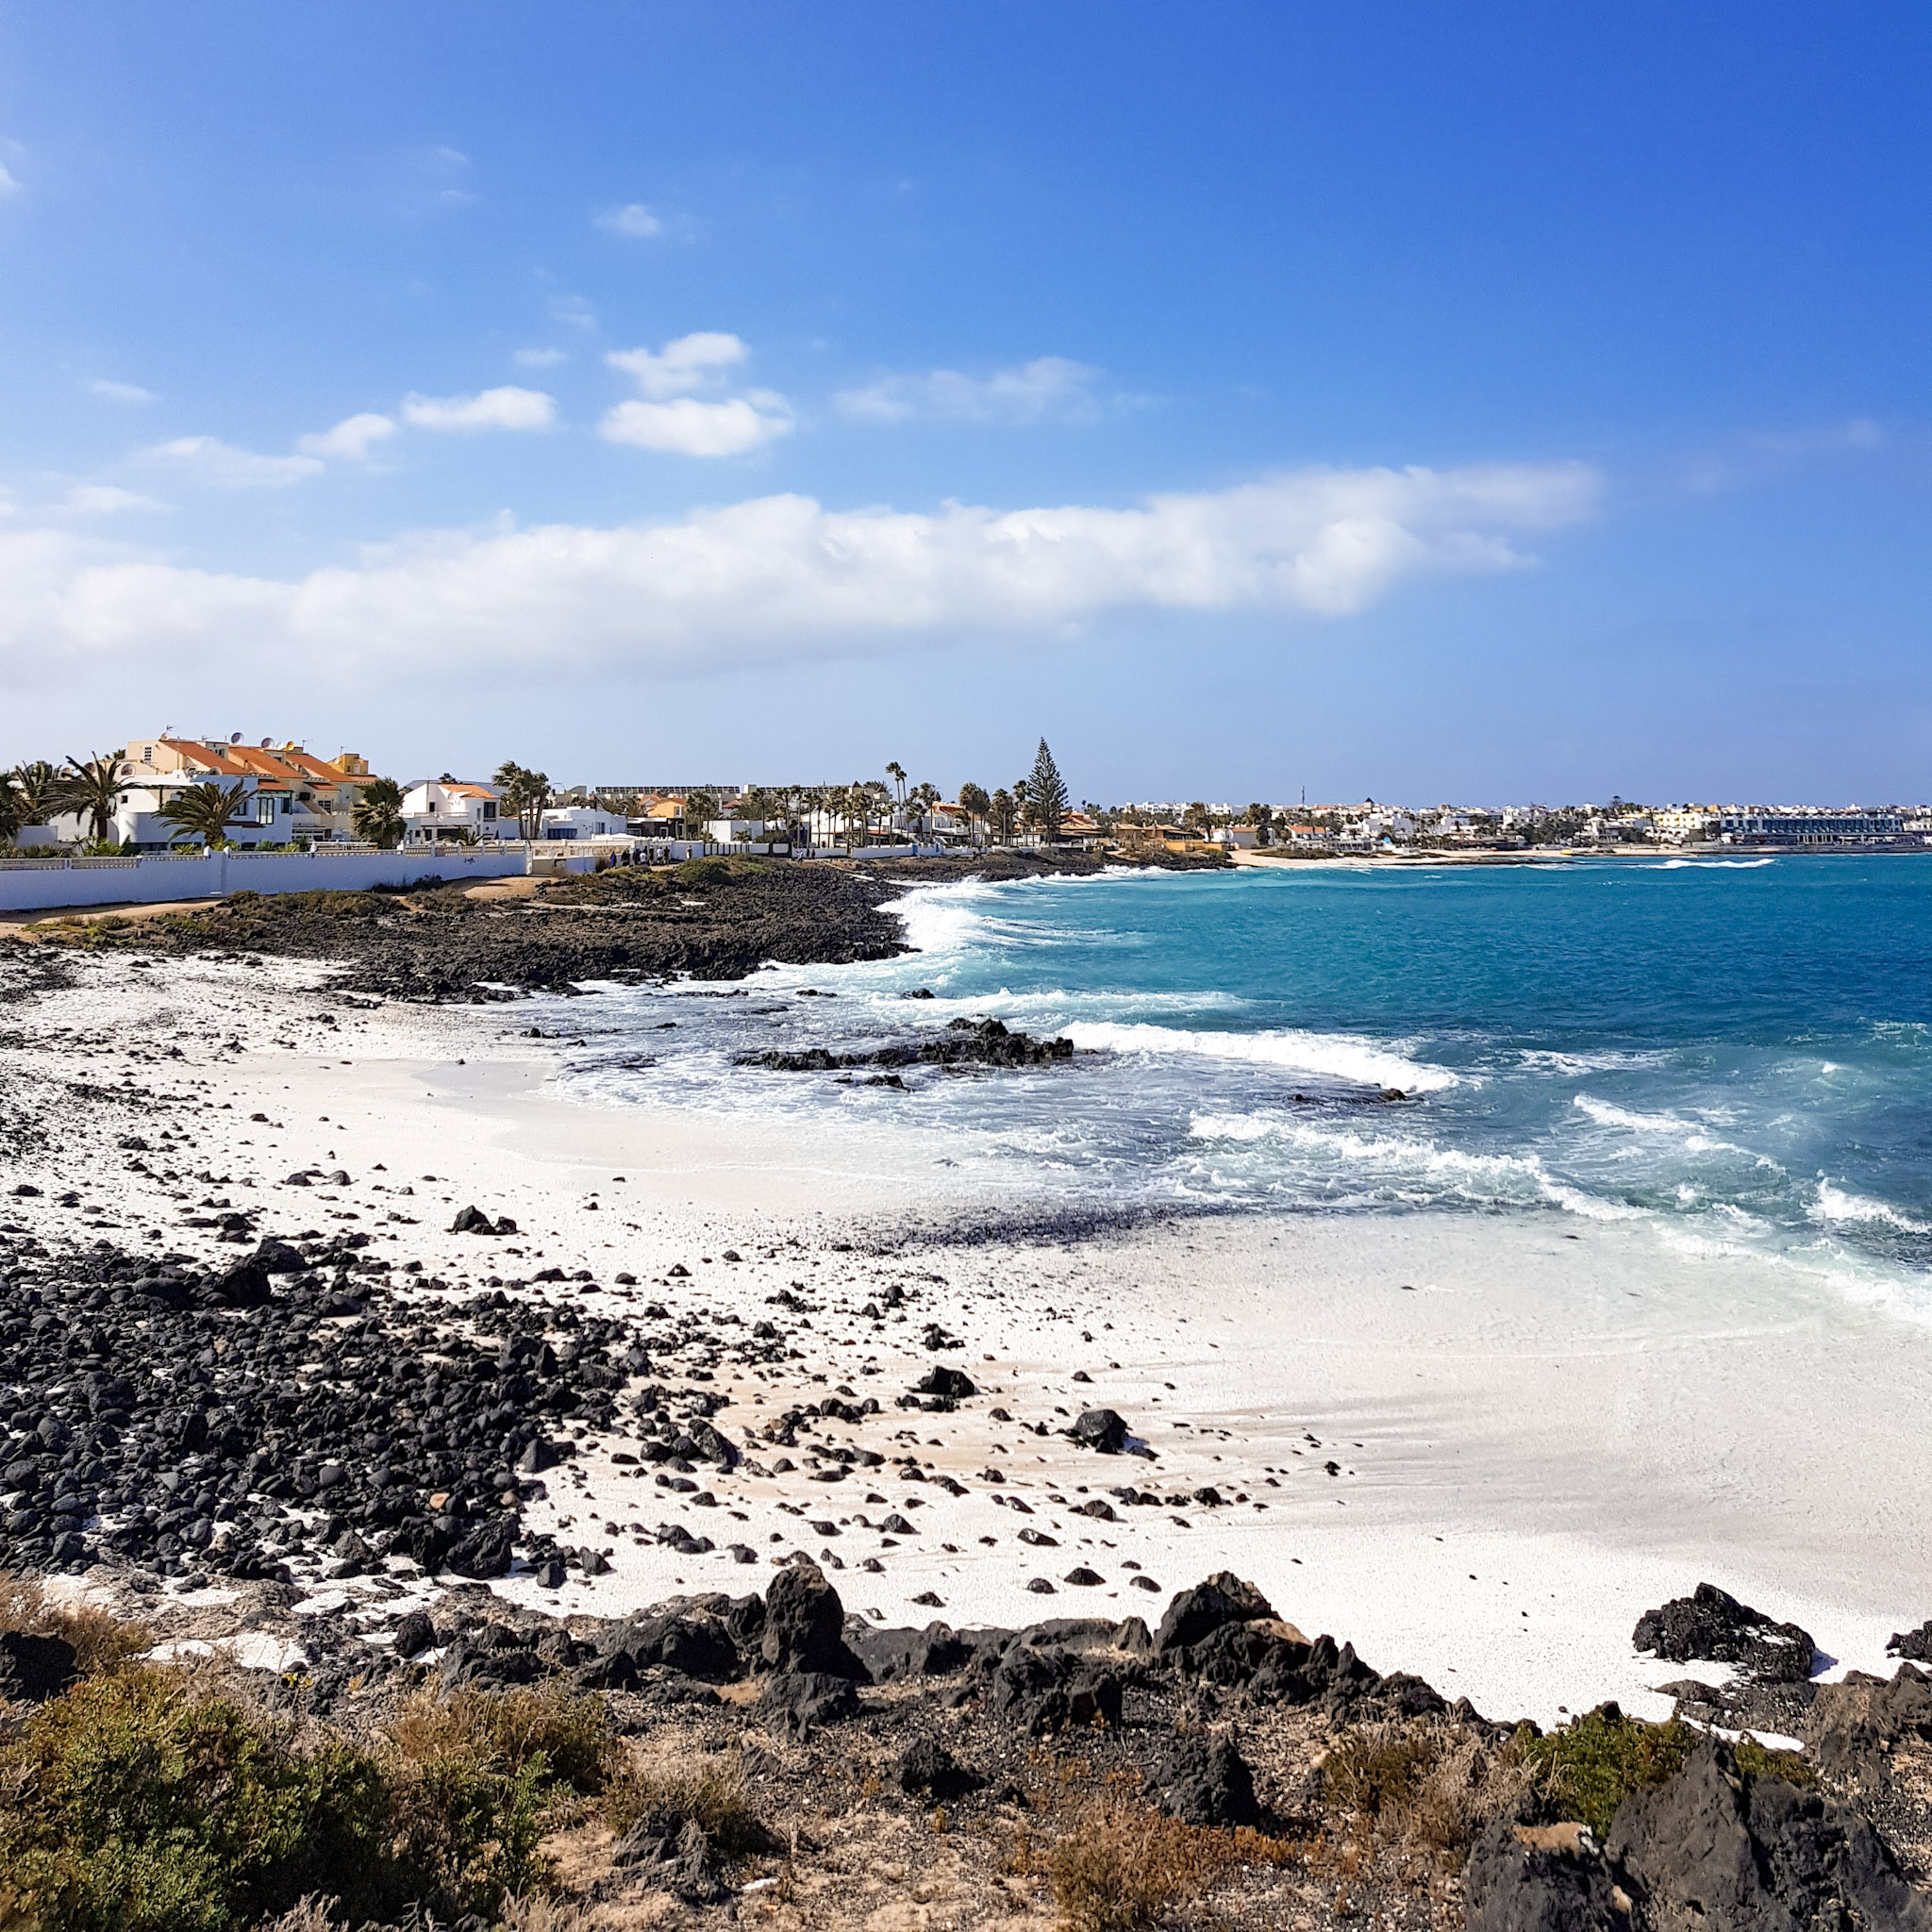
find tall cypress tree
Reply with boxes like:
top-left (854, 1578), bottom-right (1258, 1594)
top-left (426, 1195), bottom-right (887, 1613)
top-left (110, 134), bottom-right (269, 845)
top-left (1027, 737), bottom-right (1069, 841)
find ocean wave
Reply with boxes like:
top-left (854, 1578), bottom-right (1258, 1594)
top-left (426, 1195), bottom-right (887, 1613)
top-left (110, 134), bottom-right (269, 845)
top-left (1655, 858), bottom-right (1777, 870)
top-left (1570, 1093), bottom-right (1761, 1159)
top-left (1186, 1111), bottom-right (1644, 1218)
top-left (1811, 1181), bottom-right (1931, 1235)
top-left (1068, 1021), bottom-right (1459, 1091)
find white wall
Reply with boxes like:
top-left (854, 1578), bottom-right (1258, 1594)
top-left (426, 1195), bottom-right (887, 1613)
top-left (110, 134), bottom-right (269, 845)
top-left (0, 846), bottom-right (526, 913)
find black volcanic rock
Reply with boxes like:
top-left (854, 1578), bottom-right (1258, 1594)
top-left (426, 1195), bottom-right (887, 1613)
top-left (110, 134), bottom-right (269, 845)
top-left (1633, 1582), bottom-right (1815, 1683)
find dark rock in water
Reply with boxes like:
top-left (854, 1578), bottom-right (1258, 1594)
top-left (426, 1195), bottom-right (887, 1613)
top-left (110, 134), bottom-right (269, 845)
top-left (761, 1560), bottom-right (863, 1678)
top-left (1067, 1408), bottom-right (1129, 1455)
top-left (1156, 1572), bottom-right (1275, 1654)
top-left (759, 1668), bottom-right (859, 1736)
top-left (1145, 1732), bottom-right (1259, 1829)
top-left (737, 1016), bottom-right (1074, 1075)
top-left (1890, 1621), bottom-right (1932, 1662)
top-left (391, 1609), bottom-right (437, 1659)
top-left (0, 1630), bottom-right (78, 1703)
top-left (1608, 1738), bottom-right (1932, 1930)
top-left (1463, 1816), bottom-right (1623, 1932)
top-left (911, 1365), bottom-right (977, 1400)
top-left (897, 1736), bottom-right (983, 1800)
top-left (1632, 1581), bottom-right (1815, 1683)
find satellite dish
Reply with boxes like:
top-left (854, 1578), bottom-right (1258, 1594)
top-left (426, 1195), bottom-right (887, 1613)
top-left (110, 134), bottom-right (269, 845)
top-left (260, 737), bottom-right (272, 748)
top-left (230, 732), bottom-right (242, 743)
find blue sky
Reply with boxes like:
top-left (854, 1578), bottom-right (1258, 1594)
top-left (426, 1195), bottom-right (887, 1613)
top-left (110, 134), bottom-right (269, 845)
top-left (1, 3), bottom-right (1927, 802)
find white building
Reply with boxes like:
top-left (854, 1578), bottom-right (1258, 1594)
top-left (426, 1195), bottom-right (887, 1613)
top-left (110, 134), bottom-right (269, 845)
top-left (541, 805), bottom-right (630, 841)
top-left (400, 781), bottom-right (508, 842)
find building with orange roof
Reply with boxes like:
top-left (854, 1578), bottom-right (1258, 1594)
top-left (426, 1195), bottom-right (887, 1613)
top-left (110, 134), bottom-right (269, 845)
top-left (114, 736), bottom-right (378, 847)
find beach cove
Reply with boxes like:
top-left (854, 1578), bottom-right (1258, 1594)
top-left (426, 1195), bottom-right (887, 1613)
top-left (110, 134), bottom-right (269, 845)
top-left (5, 851), bottom-right (1929, 1729)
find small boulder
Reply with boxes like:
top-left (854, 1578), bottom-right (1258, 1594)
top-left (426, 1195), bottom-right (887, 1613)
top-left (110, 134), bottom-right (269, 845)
top-left (0, 1631), bottom-right (78, 1704)
top-left (1156, 1572), bottom-right (1276, 1654)
top-left (897, 1736), bottom-right (983, 1800)
top-left (911, 1365), bottom-right (978, 1400)
top-left (1145, 1732), bottom-right (1259, 1829)
top-left (450, 1205), bottom-right (498, 1235)
top-left (391, 1609), bottom-right (437, 1659)
top-left (761, 1561), bottom-right (862, 1678)
top-left (1067, 1407), bottom-right (1129, 1454)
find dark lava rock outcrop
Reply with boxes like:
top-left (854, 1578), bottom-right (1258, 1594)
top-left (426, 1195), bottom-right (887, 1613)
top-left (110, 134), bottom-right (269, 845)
top-left (1632, 1582), bottom-right (1816, 1684)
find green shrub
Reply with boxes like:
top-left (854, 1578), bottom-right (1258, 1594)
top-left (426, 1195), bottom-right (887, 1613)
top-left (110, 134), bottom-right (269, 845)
top-left (0, 1670), bottom-right (612, 1932)
top-left (1733, 1735), bottom-right (1817, 1787)
top-left (1522, 1709), bottom-right (1696, 1837)
top-left (0, 1669), bottom-right (389, 1932)
top-left (671, 856), bottom-right (732, 887)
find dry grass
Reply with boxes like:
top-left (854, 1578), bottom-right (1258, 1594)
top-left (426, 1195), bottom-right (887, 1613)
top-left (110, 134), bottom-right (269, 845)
top-left (0, 1574), bottom-right (150, 1677)
top-left (254, 1901), bottom-right (339, 1932)
top-left (600, 1747), bottom-right (763, 1855)
top-left (1044, 1795), bottom-right (1293, 1932)
top-left (1323, 1717), bottom-right (1533, 1857)
top-left (391, 1681), bottom-right (612, 1795)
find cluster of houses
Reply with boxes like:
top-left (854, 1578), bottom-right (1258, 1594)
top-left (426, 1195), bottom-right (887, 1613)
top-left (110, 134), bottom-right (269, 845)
top-left (21, 737), bottom-right (1103, 858)
top-left (1130, 798), bottom-right (1929, 854)
top-left (18, 737), bottom-right (1924, 860)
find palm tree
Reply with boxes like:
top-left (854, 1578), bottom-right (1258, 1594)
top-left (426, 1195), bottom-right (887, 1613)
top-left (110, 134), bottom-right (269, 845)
top-left (493, 759), bottom-right (552, 840)
top-left (958, 782), bottom-right (991, 847)
top-left (908, 781), bottom-right (941, 838)
top-left (59, 752), bottom-right (126, 844)
top-left (0, 771), bottom-right (25, 844)
top-left (885, 760), bottom-right (908, 808)
top-left (11, 759), bottom-right (63, 829)
top-left (990, 787), bottom-right (1016, 845)
top-left (159, 781), bottom-right (249, 849)
top-left (351, 775), bottom-right (406, 849)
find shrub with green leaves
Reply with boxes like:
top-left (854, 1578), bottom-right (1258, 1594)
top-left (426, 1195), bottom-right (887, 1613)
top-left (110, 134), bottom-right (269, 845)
top-left (0, 1669), bottom-right (388, 1932)
top-left (1522, 1709), bottom-right (1697, 1837)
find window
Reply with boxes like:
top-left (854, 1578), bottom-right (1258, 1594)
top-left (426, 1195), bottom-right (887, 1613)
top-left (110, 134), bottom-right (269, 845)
top-left (481, 800), bottom-right (497, 819)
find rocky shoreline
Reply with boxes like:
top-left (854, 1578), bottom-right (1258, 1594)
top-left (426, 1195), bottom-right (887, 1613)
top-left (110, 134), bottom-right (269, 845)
top-left (17, 850), bottom-right (1222, 1003)
top-left (5, 1213), bottom-right (1932, 1928)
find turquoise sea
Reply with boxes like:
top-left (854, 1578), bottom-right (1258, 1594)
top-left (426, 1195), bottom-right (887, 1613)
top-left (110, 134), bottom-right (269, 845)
top-left (557, 855), bottom-right (1932, 1318)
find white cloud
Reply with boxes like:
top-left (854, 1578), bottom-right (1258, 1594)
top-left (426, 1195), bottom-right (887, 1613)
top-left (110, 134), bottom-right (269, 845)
top-left (58, 485), bottom-right (165, 515)
top-left (141, 436), bottom-right (325, 490)
top-left (549, 294), bottom-right (597, 331)
top-left (297, 411), bottom-right (397, 460)
top-left (600, 334), bottom-right (791, 456)
top-left (837, 355), bottom-right (1106, 425)
top-left (0, 163), bottom-right (19, 196)
top-left (88, 378), bottom-right (156, 405)
top-left (399, 387), bottom-right (555, 432)
top-left (0, 463), bottom-right (1599, 691)
top-left (600, 393), bottom-right (794, 457)
top-left (514, 347), bottom-right (569, 368)
top-left (606, 332), bottom-right (748, 398)
top-left (597, 202), bottom-right (663, 238)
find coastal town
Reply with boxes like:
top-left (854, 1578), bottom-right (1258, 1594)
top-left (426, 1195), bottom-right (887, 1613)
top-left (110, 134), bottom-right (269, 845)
top-left (3, 732), bottom-right (1928, 880)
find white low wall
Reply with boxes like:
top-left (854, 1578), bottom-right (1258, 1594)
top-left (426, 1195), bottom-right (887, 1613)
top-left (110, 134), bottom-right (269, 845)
top-left (0, 846), bottom-right (527, 914)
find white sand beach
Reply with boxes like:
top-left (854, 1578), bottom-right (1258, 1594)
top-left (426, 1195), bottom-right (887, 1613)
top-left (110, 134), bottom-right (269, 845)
top-left (5, 948), bottom-right (1928, 1729)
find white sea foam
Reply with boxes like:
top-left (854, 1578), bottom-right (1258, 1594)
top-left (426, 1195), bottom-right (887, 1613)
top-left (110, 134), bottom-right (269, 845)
top-left (1811, 1181), bottom-right (1931, 1235)
top-left (1655, 858), bottom-right (1776, 870)
top-left (1069, 1021), bottom-right (1458, 1091)
top-left (1570, 1093), bottom-right (1757, 1158)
